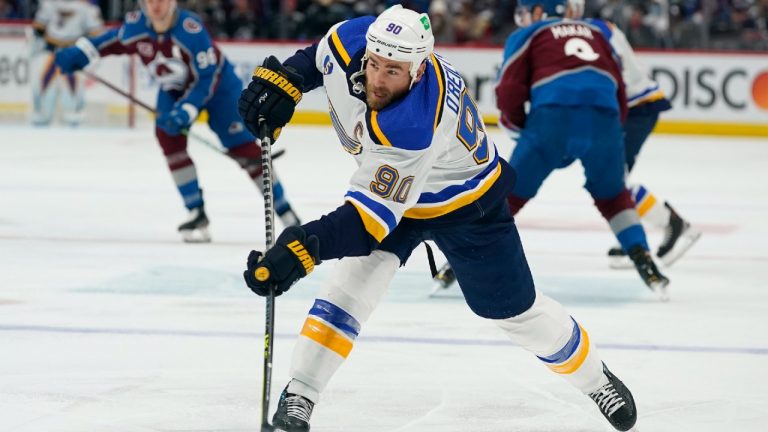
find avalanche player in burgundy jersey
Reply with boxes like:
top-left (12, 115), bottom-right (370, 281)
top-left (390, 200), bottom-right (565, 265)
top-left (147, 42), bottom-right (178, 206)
top-left (237, 6), bottom-right (637, 432)
top-left (53, 0), bottom-right (300, 242)
top-left (569, 0), bottom-right (701, 268)
top-left (493, 0), bottom-right (670, 295)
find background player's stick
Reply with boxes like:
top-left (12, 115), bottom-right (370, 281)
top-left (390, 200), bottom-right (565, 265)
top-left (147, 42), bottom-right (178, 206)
top-left (81, 70), bottom-right (285, 159)
top-left (258, 121), bottom-right (277, 432)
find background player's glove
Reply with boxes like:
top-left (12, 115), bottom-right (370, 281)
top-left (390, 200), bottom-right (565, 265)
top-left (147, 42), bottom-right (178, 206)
top-left (238, 55), bottom-right (304, 142)
top-left (54, 45), bottom-right (90, 74)
top-left (157, 103), bottom-right (198, 135)
top-left (244, 226), bottom-right (320, 297)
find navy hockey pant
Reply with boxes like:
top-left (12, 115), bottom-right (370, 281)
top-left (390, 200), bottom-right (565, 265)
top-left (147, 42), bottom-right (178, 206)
top-left (380, 200), bottom-right (536, 320)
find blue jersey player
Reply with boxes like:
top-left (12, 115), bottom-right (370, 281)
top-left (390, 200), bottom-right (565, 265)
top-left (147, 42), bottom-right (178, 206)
top-left (53, 0), bottom-right (300, 242)
top-left (572, 0), bottom-right (701, 269)
top-left (435, 0), bottom-right (671, 299)
top-left (237, 6), bottom-right (637, 431)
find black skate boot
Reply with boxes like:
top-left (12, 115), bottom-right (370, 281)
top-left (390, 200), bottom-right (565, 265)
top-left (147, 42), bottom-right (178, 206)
top-left (628, 245), bottom-right (669, 301)
top-left (607, 246), bottom-right (633, 269)
top-left (589, 363), bottom-right (637, 431)
top-left (656, 203), bottom-right (701, 267)
top-left (178, 205), bottom-right (211, 243)
top-left (272, 386), bottom-right (314, 432)
top-left (429, 262), bottom-right (457, 296)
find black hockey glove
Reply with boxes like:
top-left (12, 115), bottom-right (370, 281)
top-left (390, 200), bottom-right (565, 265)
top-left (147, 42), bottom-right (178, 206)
top-left (238, 55), bottom-right (304, 142)
top-left (244, 226), bottom-right (320, 297)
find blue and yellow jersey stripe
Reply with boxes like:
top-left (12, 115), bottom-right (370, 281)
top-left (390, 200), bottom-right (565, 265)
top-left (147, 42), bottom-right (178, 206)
top-left (300, 299), bottom-right (361, 359)
top-left (404, 156), bottom-right (502, 219)
top-left (632, 185), bottom-right (657, 217)
top-left (629, 85), bottom-right (666, 107)
top-left (325, 16), bottom-right (372, 71)
top-left (365, 54), bottom-right (447, 151)
top-left (429, 53), bottom-right (446, 132)
top-left (345, 190), bottom-right (398, 242)
top-left (538, 318), bottom-right (591, 375)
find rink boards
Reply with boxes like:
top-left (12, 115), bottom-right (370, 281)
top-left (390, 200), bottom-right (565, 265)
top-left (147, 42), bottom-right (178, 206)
top-left (0, 35), bottom-right (767, 136)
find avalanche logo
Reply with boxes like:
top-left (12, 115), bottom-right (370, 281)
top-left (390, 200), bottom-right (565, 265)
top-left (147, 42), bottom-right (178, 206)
top-left (228, 121), bottom-right (244, 134)
top-left (149, 46), bottom-right (189, 91)
top-left (752, 70), bottom-right (768, 110)
top-left (323, 55), bottom-right (334, 75)
top-left (183, 17), bottom-right (202, 34)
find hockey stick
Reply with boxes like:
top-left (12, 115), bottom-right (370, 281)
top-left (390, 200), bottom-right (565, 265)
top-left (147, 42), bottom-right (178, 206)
top-left (258, 121), bottom-right (277, 432)
top-left (80, 70), bottom-right (286, 159)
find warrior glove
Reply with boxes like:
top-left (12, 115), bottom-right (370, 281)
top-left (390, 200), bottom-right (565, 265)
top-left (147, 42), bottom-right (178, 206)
top-left (238, 55), bottom-right (304, 142)
top-left (244, 226), bottom-right (320, 297)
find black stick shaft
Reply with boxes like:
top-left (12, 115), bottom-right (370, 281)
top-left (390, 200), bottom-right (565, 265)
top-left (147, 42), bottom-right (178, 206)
top-left (259, 122), bottom-right (277, 432)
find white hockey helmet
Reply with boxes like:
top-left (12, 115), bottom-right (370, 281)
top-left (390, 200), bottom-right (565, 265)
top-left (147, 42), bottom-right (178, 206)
top-left (365, 5), bottom-right (435, 86)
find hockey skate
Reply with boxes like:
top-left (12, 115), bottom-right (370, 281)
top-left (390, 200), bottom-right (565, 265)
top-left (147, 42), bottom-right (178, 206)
top-left (272, 386), bottom-right (314, 432)
top-left (628, 245), bottom-right (669, 301)
top-left (607, 246), bottom-right (634, 270)
top-left (429, 261), bottom-right (457, 297)
top-left (588, 363), bottom-right (637, 431)
top-left (656, 205), bottom-right (701, 267)
top-left (178, 206), bottom-right (211, 243)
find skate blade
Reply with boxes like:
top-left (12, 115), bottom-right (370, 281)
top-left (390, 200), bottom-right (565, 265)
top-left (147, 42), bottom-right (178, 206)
top-left (609, 255), bottom-right (634, 270)
top-left (660, 228), bottom-right (702, 267)
top-left (428, 280), bottom-right (450, 298)
top-left (181, 227), bottom-right (211, 243)
top-left (649, 277), bottom-right (670, 302)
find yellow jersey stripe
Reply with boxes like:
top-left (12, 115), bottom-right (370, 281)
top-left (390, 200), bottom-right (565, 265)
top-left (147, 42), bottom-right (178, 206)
top-left (370, 111), bottom-right (393, 147)
top-left (330, 31), bottom-right (351, 66)
top-left (347, 199), bottom-right (388, 242)
top-left (632, 89), bottom-right (666, 107)
top-left (547, 326), bottom-right (590, 374)
top-left (636, 193), bottom-right (657, 217)
top-left (404, 162), bottom-right (502, 219)
top-left (430, 54), bottom-right (446, 132)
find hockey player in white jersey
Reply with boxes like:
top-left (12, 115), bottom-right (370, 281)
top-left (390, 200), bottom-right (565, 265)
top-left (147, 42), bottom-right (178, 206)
top-left (570, 0), bottom-right (702, 268)
top-left (30, 0), bottom-right (103, 126)
top-left (239, 5), bottom-right (637, 431)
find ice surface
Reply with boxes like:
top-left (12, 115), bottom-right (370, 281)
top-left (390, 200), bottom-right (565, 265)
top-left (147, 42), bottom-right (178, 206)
top-left (1, 124), bottom-right (767, 431)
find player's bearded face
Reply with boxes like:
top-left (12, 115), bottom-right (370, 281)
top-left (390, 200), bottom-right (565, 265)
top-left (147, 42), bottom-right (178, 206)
top-left (364, 52), bottom-right (412, 111)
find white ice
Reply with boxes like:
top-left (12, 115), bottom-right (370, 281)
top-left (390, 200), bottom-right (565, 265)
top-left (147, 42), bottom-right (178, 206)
top-left (1, 124), bottom-right (767, 432)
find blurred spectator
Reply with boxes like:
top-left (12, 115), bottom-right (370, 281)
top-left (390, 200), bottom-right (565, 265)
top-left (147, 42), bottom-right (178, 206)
top-left (4, 0), bottom-right (767, 50)
top-left (453, 0), bottom-right (493, 44)
top-left (1, 0), bottom-right (22, 19)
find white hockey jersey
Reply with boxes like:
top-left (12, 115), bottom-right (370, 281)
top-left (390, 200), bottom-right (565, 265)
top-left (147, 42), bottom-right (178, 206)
top-left (587, 18), bottom-right (665, 108)
top-left (33, 0), bottom-right (103, 48)
top-left (310, 17), bottom-right (512, 243)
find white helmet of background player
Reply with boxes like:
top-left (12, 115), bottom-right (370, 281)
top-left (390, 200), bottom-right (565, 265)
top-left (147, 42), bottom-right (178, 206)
top-left (365, 5), bottom-right (435, 88)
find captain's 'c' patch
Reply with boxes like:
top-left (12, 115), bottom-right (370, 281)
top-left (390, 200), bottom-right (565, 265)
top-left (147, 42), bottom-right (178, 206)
top-left (183, 18), bottom-right (202, 34)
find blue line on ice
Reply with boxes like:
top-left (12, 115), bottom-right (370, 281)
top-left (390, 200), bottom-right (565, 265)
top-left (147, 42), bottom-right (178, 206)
top-left (2, 323), bottom-right (767, 356)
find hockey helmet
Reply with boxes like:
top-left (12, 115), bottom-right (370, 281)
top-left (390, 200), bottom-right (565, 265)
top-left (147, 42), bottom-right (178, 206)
top-left (365, 5), bottom-right (435, 87)
top-left (515, 0), bottom-right (568, 26)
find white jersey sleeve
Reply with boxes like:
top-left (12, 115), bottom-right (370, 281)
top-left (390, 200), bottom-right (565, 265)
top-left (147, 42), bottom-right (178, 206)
top-left (34, 0), bottom-right (104, 47)
top-left (606, 23), bottom-right (665, 107)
